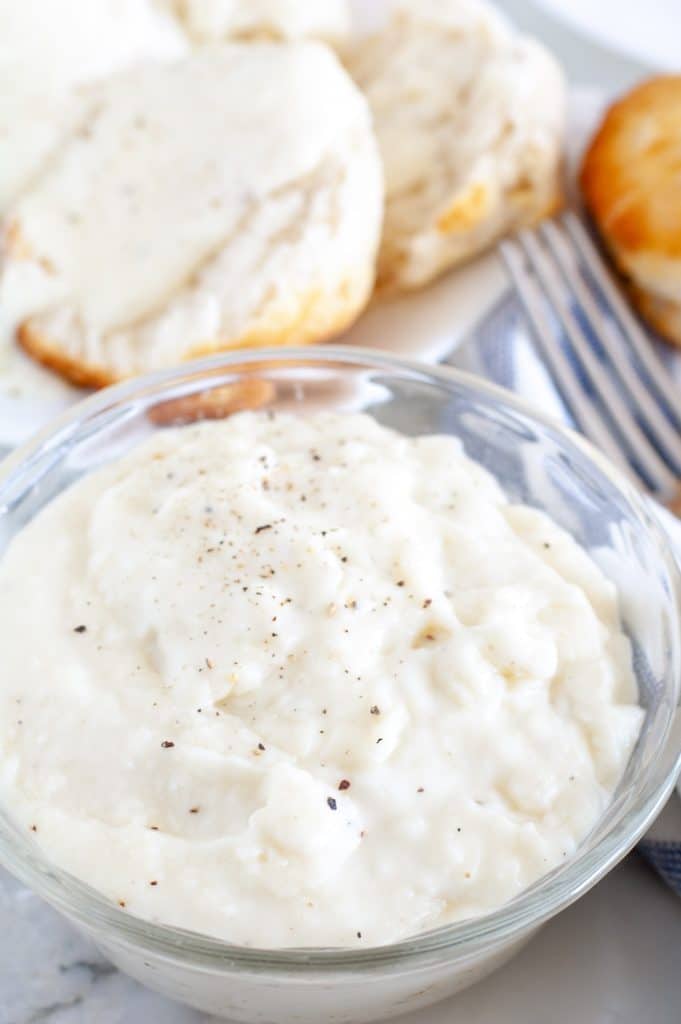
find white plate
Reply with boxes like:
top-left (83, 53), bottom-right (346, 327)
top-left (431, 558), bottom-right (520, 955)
top-left (532, 0), bottom-right (681, 71)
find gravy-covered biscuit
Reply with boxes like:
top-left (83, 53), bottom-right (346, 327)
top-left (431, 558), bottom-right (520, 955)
top-left (580, 76), bottom-right (681, 347)
top-left (149, 378), bottom-right (275, 426)
top-left (168, 0), bottom-right (350, 50)
top-left (0, 0), bottom-right (187, 214)
top-left (2, 44), bottom-right (383, 386)
top-left (347, 0), bottom-right (565, 291)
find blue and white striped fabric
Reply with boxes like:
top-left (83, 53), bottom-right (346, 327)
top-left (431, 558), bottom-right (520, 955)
top-left (639, 798), bottom-right (681, 892)
top-left (448, 288), bottom-right (681, 897)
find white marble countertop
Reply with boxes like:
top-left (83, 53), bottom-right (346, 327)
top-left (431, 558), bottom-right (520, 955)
top-left (2, 854), bottom-right (679, 1024)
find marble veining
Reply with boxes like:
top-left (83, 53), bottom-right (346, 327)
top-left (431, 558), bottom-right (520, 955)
top-left (0, 868), bottom-right (209, 1024)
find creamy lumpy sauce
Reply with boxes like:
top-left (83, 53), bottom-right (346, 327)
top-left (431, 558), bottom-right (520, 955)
top-left (0, 412), bottom-right (643, 947)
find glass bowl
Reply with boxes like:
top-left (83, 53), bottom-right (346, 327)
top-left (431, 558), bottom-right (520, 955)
top-left (0, 347), bottom-right (679, 1024)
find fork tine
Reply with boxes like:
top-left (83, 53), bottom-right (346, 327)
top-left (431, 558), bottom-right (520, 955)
top-left (540, 219), bottom-right (681, 475)
top-left (499, 237), bottom-right (637, 479)
top-left (516, 228), bottom-right (678, 495)
top-left (562, 212), bottom-right (681, 428)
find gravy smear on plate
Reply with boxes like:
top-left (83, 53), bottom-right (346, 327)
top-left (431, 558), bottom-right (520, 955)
top-left (0, 411), bottom-right (643, 947)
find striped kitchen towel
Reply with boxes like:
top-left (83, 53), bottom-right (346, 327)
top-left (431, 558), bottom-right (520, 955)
top-left (639, 786), bottom-right (681, 892)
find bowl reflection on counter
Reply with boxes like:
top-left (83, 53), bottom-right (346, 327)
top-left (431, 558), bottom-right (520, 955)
top-left (0, 346), bottom-right (679, 1024)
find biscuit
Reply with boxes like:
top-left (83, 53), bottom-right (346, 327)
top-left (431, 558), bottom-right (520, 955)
top-left (580, 76), bottom-right (681, 347)
top-left (168, 0), bottom-right (351, 50)
top-left (149, 377), bottom-right (275, 426)
top-left (0, 0), bottom-right (188, 213)
top-left (347, 0), bottom-right (565, 291)
top-left (2, 44), bottom-right (383, 387)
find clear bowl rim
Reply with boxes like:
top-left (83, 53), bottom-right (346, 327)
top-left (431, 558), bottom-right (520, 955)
top-left (0, 344), bottom-right (679, 974)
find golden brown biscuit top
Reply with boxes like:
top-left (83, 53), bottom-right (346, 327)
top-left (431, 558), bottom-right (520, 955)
top-left (580, 75), bottom-right (681, 259)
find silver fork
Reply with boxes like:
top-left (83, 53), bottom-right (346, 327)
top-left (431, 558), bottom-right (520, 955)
top-left (499, 211), bottom-right (681, 506)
